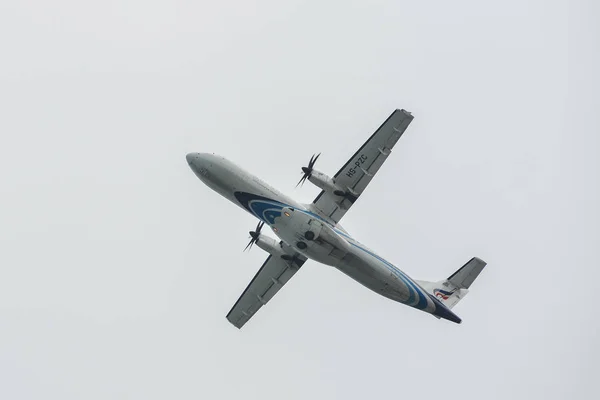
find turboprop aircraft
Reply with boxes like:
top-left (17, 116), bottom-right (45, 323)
top-left (186, 109), bottom-right (486, 328)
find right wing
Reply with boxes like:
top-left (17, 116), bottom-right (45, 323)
top-left (226, 251), bottom-right (306, 329)
top-left (311, 109), bottom-right (414, 224)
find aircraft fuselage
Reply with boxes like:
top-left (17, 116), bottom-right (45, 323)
top-left (186, 152), bottom-right (460, 323)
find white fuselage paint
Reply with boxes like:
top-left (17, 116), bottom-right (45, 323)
top-left (187, 153), bottom-right (439, 316)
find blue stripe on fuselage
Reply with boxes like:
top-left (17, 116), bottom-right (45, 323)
top-left (233, 191), bottom-right (430, 310)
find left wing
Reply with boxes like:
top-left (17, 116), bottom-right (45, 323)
top-left (311, 109), bottom-right (414, 224)
top-left (226, 252), bottom-right (306, 329)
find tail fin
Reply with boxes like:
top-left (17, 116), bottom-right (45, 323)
top-left (417, 257), bottom-right (487, 309)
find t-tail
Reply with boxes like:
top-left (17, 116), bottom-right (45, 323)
top-left (417, 257), bottom-right (487, 321)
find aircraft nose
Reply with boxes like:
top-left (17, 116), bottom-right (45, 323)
top-left (186, 153), bottom-right (197, 165)
top-left (186, 153), bottom-right (204, 175)
top-left (186, 153), bottom-right (214, 179)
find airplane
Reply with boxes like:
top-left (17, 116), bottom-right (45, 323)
top-left (186, 109), bottom-right (486, 328)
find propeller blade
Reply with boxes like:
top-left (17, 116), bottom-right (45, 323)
top-left (309, 153), bottom-right (320, 169)
top-left (244, 221), bottom-right (265, 251)
top-left (296, 153), bottom-right (321, 188)
top-left (296, 174), bottom-right (307, 187)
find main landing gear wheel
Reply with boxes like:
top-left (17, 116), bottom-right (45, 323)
top-left (304, 231), bottom-right (315, 241)
top-left (296, 241), bottom-right (307, 250)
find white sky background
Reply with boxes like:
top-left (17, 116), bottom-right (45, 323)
top-left (1, 0), bottom-right (598, 398)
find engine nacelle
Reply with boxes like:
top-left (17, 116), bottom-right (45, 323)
top-left (308, 170), bottom-right (358, 202)
top-left (307, 170), bottom-right (343, 194)
top-left (255, 234), bottom-right (285, 257)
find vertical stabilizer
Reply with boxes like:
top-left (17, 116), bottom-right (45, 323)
top-left (417, 257), bottom-right (487, 310)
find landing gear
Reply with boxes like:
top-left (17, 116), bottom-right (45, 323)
top-left (304, 231), bottom-right (315, 241)
top-left (296, 241), bottom-right (307, 250)
top-left (281, 254), bottom-right (302, 268)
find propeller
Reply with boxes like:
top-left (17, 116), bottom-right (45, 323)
top-left (244, 221), bottom-right (265, 251)
top-left (296, 153), bottom-right (321, 187)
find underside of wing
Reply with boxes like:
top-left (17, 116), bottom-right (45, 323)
top-left (226, 249), bottom-right (306, 329)
top-left (311, 109), bottom-right (414, 223)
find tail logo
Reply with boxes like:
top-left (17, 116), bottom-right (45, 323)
top-left (433, 288), bottom-right (455, 300)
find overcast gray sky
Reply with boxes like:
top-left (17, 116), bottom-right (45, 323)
top-left (1, 1), bottom-right (598, 399)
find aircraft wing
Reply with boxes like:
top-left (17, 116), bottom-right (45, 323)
top-left (312, 109), bottom-right (414, 223)
top-left (226, 252), bottom-right (306, 329)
